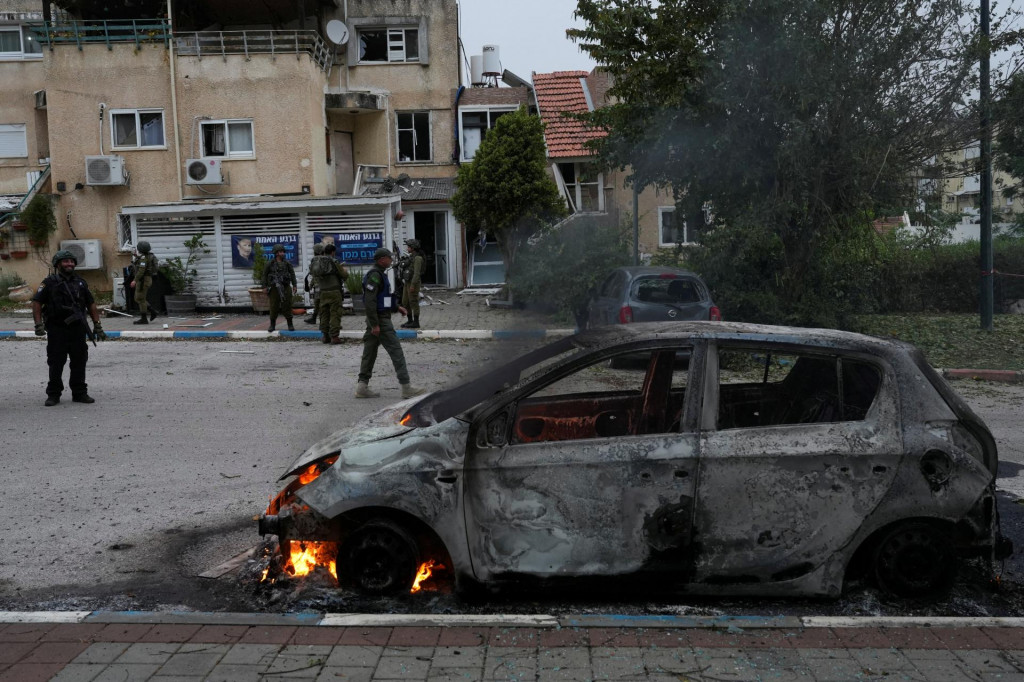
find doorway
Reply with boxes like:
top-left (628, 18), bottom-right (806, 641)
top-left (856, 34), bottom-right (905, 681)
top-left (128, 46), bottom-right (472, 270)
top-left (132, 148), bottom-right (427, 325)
top-left (413, 211), bottom-right (448, 286)
top-left (331, 131), bottom-right (354, 194)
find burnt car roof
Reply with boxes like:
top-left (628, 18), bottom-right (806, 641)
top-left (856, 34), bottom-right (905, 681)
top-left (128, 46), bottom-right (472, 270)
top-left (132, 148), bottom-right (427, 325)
top-left (404, 322), bottom-right (915, 427)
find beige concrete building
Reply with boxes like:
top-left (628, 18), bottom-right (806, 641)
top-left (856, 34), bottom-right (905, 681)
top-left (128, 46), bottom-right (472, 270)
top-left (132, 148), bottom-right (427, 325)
top-left (0, 0), bottom-right (465, 301)
top-left (0, 0), bottom-right (48, 273)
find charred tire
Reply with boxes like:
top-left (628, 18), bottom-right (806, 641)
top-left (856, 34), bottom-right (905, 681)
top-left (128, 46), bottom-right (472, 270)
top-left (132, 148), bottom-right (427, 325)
top-left (339, 520), bottom-right (420, 595)
top-left (872, 522), bottom-right (957, 598)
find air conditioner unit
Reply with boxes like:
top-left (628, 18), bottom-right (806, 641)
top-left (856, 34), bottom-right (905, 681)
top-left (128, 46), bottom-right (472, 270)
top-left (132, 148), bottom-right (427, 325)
top-left (185, 158), bottom-right (223, 185)
top-left (84, 155), bottom-right (127, 186)
top-left (60, 239), bottom-right (104, 270)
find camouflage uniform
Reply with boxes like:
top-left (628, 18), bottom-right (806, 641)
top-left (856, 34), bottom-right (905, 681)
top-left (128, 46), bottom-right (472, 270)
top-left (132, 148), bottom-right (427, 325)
top-left (356, 248), bottom-right (423, 399)
top-left (131, 241), bottom-right (159, 323)
top-left (263, 245), bottom-right (297, 332)
top-left (400, 239), bottom-right (424, 329)
top-left (312, 250), bottom-right (348, 343)
top-left (304, 242), bottom-right (325, 325)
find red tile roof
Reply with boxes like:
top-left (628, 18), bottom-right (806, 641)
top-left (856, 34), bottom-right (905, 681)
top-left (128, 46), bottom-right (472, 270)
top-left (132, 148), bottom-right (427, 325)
top-left (533, 70), bottom-right (606, 159)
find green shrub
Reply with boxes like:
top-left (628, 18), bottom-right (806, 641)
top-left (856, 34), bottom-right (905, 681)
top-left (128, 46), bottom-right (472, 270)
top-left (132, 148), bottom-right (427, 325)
top-left (511, 214), bottom-right (631, 328)
top-left (0, 268), bottom-right (26, 294)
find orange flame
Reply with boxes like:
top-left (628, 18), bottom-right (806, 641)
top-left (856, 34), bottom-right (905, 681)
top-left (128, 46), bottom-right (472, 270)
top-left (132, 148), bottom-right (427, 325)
top-left (410, 559), bottom-right (442, 593)
top-left (284, 541), bottom-right (337, 580)
top-left (400, 414), bottom-right (412, 426)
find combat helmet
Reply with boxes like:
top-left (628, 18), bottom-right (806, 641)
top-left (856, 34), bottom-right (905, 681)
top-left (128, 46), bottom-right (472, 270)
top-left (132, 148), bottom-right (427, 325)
top-left (272, 243), bottom-right (286, 254)
top-left (313, 243), bottom-right (325, 255)
top-left (373, 247), bottom-right (392, 261)
top-left (137, 241), bottom-right (151, 254)
top-left (405, 238), bottom-right (422, 251)
top-left (51, 248), bottom-right (78, 267)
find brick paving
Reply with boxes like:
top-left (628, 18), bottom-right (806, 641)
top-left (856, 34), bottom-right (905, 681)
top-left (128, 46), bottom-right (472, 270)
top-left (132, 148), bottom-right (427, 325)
top-left (1, 620), bottom-right (1024, 680)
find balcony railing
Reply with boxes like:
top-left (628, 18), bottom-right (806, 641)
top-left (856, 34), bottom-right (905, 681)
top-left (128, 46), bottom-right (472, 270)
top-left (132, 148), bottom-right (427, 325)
top-left (174, 31), bottom-right (332, 72)
top-left (27, 22), bottom-right (331, 72)
top-left (30, 20), bottom-right (171, 50)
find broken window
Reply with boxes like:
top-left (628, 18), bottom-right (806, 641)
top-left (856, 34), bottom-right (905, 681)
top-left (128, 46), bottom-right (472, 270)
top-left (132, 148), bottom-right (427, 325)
top-left (200, 119), bottom-right (254, 158)
top-left (460, 108), bottom-right (515, 161)
top-left (512, 348), bottom-right (690, 443)
top-left (358, 27), bottom-right (419, 63)
top-left (397, 111), bottom-right (431, 162)
top-left (717, 348), bottom-right (882, 429)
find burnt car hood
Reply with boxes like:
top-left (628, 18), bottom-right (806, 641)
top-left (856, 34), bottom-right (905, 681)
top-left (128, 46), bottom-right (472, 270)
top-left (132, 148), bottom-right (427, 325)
top-left (281, 396), bottom-right (428, 478)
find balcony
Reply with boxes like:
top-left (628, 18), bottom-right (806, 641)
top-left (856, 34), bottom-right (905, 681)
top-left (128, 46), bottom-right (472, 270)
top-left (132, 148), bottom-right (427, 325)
top-left (29, 21), bottom-right (331, 72)
top-left (175, 31), bottom-right (332, 72)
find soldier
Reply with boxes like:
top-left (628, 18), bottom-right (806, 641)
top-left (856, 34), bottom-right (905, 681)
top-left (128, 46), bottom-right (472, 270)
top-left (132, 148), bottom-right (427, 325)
top-left (400, 238), bottom-right (425, 329)
top-left (129, 240), bottom-right (159, 324)
top-left (355, 247), bottom-right (425, 399)
top-left (31, 249), bottom-right (108, 406)
top-left (313, 242), bottom-right (348, 344)
top-left (303, 242), bottom-right (325, 325)
top-left (262, 243), bottom-right (297, 332)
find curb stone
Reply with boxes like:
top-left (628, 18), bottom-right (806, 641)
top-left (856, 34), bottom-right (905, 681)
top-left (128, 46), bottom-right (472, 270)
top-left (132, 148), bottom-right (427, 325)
top-left (0, 329), bottom-right (577, 341)
top-left (942, 368), bottom-right (1024, 383)
top-left (3, 611), bottom-right (1024, 628)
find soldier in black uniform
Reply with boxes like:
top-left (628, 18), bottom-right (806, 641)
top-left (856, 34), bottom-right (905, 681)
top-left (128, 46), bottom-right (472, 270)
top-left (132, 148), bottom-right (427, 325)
top-left (31, 248), bottom-right (108, 407)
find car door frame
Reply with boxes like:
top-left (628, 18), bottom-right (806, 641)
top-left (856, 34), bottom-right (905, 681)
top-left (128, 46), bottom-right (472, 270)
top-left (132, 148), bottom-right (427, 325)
top-left (461, 338), bottom-right (707, 583)
top-left (691, 339), bottom-right (903, 593)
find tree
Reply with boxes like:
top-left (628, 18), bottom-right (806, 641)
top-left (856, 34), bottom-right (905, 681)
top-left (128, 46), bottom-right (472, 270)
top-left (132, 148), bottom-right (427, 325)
top-left (451, 107), bottom-right (567, 285)
top-left (994, 72), bottom-right (1024, 235)
top-left (569, 0), bottom-right (999, 325)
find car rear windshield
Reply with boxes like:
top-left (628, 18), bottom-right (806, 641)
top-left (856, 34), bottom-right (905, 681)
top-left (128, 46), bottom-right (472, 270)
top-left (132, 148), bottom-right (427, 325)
top-left (632, 277), bottom-right (705, 305)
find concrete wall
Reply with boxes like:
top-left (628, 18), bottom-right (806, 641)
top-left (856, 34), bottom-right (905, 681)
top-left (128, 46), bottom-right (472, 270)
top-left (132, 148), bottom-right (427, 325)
top-left (328, 0), bottom-right (460, 178)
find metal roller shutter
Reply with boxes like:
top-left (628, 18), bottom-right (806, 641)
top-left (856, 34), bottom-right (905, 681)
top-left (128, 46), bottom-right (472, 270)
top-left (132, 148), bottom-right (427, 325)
top-left (221, 213), bottom-right (302, 306)
top-left (134, 216), bottom-right (218, 306)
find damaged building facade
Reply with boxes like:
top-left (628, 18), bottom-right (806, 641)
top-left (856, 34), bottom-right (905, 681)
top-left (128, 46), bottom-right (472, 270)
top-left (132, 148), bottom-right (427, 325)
top-left (0, 0), bottom-right (472, 301)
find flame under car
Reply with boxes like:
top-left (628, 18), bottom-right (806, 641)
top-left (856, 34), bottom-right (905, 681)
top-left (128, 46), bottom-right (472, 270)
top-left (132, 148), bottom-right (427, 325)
top-left (259, 322), bottom-right (1011, 598)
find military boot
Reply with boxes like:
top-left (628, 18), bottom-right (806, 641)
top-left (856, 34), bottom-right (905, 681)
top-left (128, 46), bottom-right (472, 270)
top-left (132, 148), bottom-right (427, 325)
top-left (304, 314), bottom-right (317, 325)
top-left (400, 316), bottom-right (413, 328)
top-left (330, 337), bottom-right (342, 344)
top-left (149, 309), bottom-right (159, 320)
top-left (268, 319), bottom-right (276, 332)
top-left (401, 383), bottom-right (425, 399)
top-left (354, 381), bottom-right (379, 398)
top-left (133, 313), bottom-right (149, 325)
top-left (407, 315), bottom-right (420, 329)
top-left (287, 319), bottom-right (295, 331)
top-left (44, 395), bottom-right (60, 407)
top-left (321, 333), bottom-right (331, 344)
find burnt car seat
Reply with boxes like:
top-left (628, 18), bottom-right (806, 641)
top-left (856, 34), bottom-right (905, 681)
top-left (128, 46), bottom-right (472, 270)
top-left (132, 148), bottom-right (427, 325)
top-left (773, 356), bottom-right (841, 425)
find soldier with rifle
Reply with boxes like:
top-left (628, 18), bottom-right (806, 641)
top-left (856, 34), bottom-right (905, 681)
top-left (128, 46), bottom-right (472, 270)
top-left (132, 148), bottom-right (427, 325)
top-left (262, 243), bottom-right (297, 332)
top-left (129, 240), bottom-right (159, 325)
top-left (303, 242), bottom-right (325, 325)
top-left (31, 248), bottom-right (107, 407)
top-left (400, 238), bottom-right (425, 329)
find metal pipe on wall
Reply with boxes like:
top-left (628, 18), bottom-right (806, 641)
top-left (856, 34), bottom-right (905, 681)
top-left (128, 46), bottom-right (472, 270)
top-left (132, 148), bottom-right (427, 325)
top-left (168, 0), bottom-right (184, 200)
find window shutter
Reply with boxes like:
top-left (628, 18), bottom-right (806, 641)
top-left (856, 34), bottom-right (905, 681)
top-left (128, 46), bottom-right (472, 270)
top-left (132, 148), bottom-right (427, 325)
top-left (0, 124), bottom-right (28, 158)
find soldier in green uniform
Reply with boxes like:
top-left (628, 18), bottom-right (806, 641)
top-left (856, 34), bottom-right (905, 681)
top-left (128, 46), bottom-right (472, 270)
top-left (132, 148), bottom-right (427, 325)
top-left (262, 243), bottom-right (297, 332)
top-left (356, 247), bottom-right (425, 399)
top-left (303, 242), bottom-right (325, 325)
top-left (130, 240), bottom-right (159, 324)
top-left (312, 242), bottom-right (349, 344)
top-left (31, 249), bottom-right (107, 406)
top-left (400, 238), bottom-right (425, 329)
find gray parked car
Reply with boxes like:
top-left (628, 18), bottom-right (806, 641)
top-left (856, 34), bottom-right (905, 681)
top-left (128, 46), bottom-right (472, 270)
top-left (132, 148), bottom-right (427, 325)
top-left (259, 322), bottom-right (1009, 599)
top-left (587, 266), bottom-right (721, 327)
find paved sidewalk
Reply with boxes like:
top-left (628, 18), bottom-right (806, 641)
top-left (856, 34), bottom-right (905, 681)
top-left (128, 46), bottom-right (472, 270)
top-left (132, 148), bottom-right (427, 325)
top-left (0, 291), bottom-right (572, 342)
top-left (5, 612), bottom-right (1024, 681)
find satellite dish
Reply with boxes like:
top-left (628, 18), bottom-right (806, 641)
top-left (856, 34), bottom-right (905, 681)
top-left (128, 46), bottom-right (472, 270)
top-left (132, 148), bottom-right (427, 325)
top-left (326, 20), bottom-right (349, 45)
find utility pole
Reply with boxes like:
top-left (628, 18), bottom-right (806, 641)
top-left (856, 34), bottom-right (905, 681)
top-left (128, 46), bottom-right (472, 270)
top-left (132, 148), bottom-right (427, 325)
top-left (980, 0), bottom-right (994, 331)
top-left (632, 185), bottom-right (640, 266)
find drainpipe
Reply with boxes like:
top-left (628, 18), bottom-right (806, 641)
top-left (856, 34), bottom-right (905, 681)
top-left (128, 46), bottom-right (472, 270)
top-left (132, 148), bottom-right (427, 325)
top-left (168, 0), bottom-right (184, 200)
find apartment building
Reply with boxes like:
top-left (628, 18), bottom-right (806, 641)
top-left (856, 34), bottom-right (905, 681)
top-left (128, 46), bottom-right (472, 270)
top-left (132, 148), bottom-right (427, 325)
top-left (0, 0), bottom-right (465, 304)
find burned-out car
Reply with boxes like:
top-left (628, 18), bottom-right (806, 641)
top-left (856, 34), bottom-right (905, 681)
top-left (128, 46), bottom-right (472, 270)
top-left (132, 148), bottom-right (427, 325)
top-left (259, 322), bottom-right (1010, 598)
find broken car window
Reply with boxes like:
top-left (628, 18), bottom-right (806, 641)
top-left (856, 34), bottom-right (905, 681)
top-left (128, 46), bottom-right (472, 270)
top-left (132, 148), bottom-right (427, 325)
top-left (512, 348), bottom-right (690, 444)
top-left (717, 348), bottom-right (881, 429)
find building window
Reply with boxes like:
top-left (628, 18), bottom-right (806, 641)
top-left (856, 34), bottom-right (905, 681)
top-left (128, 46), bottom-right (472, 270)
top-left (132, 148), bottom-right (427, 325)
top-left (659, 207), bottom-right (694, 246)
top-left (460, 107), bottom-right (515, 161)
top-left (116, 213), bottom-right (133, 252)
top-left (111, 109), bottom-right (165, 149)
top-left (200, 119), bottom-right (254, 158)
top-left (0, 26), bottom-right (42, 59)
top-left (358, 27), bottom-right (419, 63)
top-left (397, 111), bottom-right (431, 162)
top-left (0, 123), bottom-right (28, 158)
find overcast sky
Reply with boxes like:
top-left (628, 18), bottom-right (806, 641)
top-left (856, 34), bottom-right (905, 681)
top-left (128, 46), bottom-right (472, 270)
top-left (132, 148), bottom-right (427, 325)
top-left (458, 0), bottom-right (597, 82)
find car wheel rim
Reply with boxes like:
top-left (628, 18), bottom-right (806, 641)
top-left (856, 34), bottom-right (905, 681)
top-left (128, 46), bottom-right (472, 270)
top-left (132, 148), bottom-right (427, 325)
top-left (346, 525), bottom-right (416, 594)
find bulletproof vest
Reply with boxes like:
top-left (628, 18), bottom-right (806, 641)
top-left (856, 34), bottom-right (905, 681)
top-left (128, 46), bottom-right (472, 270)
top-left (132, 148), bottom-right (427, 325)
top-left (134, 253), bottom-right (158, 277)
top-left (42, 274), bottom-right (88, 324)
top-left (312, 255), bottom-right (342, 291)
top-left (266, 260), bottom-right (292, 285)
top-left (363, 267), bottom-right (393, 312)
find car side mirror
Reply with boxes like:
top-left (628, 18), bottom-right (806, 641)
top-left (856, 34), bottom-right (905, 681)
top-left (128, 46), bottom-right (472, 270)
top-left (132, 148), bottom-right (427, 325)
top-left (482, 411), bottom-right (509, 447)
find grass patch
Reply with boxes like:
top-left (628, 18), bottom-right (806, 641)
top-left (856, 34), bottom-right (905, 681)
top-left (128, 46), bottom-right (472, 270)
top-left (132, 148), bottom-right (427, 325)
top-left (851, 313), bottom-right (1024, 371)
